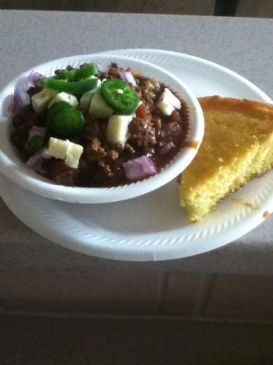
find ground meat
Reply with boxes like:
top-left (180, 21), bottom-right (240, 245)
top-left (124, 143), bottom-right (136, 155)
top-left (47, 160), bottom-right (76, 186)
top-left (82, 120), bottom-right (101, 141)
top-left (170, 110), bottom-right (181, 123)
top-left (106, 149), bottom-right (119, 160)
top-left (86, 137), bottom-right (107, 162)
top-left (12, 106), bottom-right (37, 130)
top-left (11, 106), bottom-right (39, 147)
top-left (138, 78), bottom-right (161, 105)
top-left (151, 115), bottom-right (162, 129)
top-left (159, 121), bottom-right (182, 142)
top-left (97, 160), bottom-right (113, 178)
top-left (108, 63), bottom-right (120, 78)
top-left (129, 118), bottom-right (157, 148)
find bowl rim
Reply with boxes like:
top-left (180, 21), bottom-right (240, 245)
top-left (0, 53), bottom-right (204, 203)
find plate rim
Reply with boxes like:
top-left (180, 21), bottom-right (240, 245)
top-left (101, 48), bottom-right (272, 103)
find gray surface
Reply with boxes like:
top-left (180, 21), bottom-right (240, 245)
top-left (1, 314), bottom-right (273, 364)
top-left (0, 11), bottom-right (273, 272)
top-left (0, 11), bottom-right (272, 96)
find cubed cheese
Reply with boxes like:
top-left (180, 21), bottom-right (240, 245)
top-left (31, 88), bottom-right (57, 113)
top-left (157, 88), bottom-right (181, 116)
top-left (48, 92), bottom-right (79, 109)
top-left (46, 137), bottom-right (69, 159)
top-left (106, 115), bottom-right (134, 144)
top-left (65, 142), bottom-right (84, 169)
top-left (89, 88), bottom-right (113, 118)
top-left (44, 137), bottom-right (83, 169)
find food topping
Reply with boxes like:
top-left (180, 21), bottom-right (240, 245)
top-left (31, 88), bottom-right (57, 113)
top-left (157, 88), bottom-right (181, 116)
top-left (46, 101), bottom-right (85, 139)
top-left (88, 88), bottom-right (113, 118)
top-left (123, 155), bottom-right (157, 181)
top-left (106, 114), bottom-right (134, 144)
top-left (25, 135), bottom-right (44, 154)
top-left (54, 63), bottom-right (98, 81)
top-left (44, 137), bottom-right (83, 169)
top-left (10, 62), bottom-right (189, 187)
top-left (101, 78), bottom-right (139, 115)
top-left (41, 78), bottom-right (99, 98)
top-left (48, 91), bottom-right (79, 109)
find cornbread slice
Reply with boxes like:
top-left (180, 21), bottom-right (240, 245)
top-left (179, 96), bottom-right (273, 222)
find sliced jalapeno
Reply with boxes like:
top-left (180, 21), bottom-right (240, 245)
top-left (41, 77), bottom-right (98, 97)
top-left (54, 64), bottom-right (98, 81)
top-left (101, 78), bottom-right (139, 115)
top-left (46, 102), bottom-right (85, 138)
top-left (46, 101), bottom-right (72, 122)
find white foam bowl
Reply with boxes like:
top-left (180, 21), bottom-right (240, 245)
top-left (0, 54), bottom-right (204, 203)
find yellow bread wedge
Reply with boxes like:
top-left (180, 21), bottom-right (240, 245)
top-left (179, 96), bottom-right (273, 222)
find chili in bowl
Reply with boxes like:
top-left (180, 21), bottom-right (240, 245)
top-left (0, 54), bottom-right (204, 203)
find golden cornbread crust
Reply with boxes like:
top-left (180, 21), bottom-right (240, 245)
top-left (180, 96), bottom-right (273, 222)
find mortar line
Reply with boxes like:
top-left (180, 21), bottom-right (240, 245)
top-left (157, 271), bottom-right (170, 314)
top-left (193, 273), bottom-right (215, 317)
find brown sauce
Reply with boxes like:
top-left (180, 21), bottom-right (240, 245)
top-left (183, 140), bottom-right (199, 149)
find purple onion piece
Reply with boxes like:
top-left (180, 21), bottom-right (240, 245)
top-left (158, 142), bottom-right (176, 155)
top-left (27, 71), bottom-right (43, 87)
top-left (119, 69), bottom-right (137, 86)
top-left (26, 152), bottom-right (44, 172)
top-left (13, 87), bottom-right (31, 111)
top-left (12, 71), bottom-right (45, 113)
top-left (123, 155), bottom-right (157, 182)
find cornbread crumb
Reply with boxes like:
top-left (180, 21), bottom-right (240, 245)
top-left (263, 211), bottom-right (270, 219)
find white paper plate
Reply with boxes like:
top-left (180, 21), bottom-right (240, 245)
top-left (1, 49), bottom-right (273, 261)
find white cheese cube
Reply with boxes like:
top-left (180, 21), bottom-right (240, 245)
top-left (65, 142), bottom-right (83, 169)
top-left (89, 88), bottom-right (113, 118)
top-left (48, 92), bottom-right (79, 109)
top-left (44, 137), bottom-right (83, 169)
top-left (157, 88), bottom-right (181, 116)
top-left (46, 137), bottom-right (69, 159)
top-left (106, 115), bottom-right (133, 144)
top-left (31, 88), bottom-right (57, 113)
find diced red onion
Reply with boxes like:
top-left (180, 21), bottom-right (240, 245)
top-left (158, 142), bottom-right (176, 155)
top-left (27, 71), bottom-right (43, 87)
top-left (119, 69), bottom-right (137, 86)
top-left (123, 155), bottom-right (157, 181)
top-left (13, 76), bottom-right (29, 110)
top-left (12, 71), bottom-right (44, 113)
top-left (26, 152), bottom-right (44, 172)
top-left (28, 126), bottom-right (46, 139)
